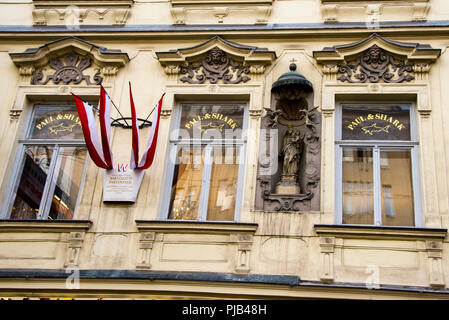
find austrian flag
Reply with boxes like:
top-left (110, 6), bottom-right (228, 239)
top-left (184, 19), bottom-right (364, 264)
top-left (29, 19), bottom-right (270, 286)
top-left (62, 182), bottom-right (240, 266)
top-left (129, 83), bottom-right (165, 170)
top-left (72, 85), bottom-right (113, 169)
top-left (71, 84), bottom-right (165, 171)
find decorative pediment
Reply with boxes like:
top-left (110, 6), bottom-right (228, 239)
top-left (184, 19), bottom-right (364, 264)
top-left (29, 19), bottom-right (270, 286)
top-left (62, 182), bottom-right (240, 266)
top-left (313, 33), bottom-right (441, 82)
top-left (9, 36), bottom-right (129, 85)
top-left (156, 36), bottom-right (276, 84)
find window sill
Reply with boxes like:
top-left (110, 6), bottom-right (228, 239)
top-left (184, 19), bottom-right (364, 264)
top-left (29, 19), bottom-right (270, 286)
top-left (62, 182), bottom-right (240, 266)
top-left (135, 220), bottom-right (258, 234)
top-left (314, 224), bottom-right (447, 240)
top-left (0, 219), bottom-right (92, 233)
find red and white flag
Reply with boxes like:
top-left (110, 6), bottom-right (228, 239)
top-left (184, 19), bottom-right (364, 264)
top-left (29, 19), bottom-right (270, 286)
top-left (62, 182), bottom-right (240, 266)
top-left (72, 86), bottom-right (114, 169)
top-left (99, 85), bottom-right (114, 169)
top-left (129, 82), bottom-right (165, 170)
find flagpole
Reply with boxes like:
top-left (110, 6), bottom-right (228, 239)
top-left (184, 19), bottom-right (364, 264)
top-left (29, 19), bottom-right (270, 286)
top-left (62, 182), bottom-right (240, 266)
top-left (71, 92), bottom-right (117, 123)
top-left (143, 106), bottom-right (155, 123)
top-left (143, 92), bottom-right (166, 123)
top-left (101, 85), bottom-right (130, 127)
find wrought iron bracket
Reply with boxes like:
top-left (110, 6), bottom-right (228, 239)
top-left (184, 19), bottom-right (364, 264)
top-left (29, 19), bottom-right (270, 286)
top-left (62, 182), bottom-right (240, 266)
top-left (111, 117), bottom-right (152, 129)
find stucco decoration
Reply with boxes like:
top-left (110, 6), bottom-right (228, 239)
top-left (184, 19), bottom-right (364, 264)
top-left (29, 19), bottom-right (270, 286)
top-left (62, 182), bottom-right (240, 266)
top-left (320, 0), bottom-right (430, 23)
top-left (313, 33), bottom-right (441, 83)
top-left (9, 36), bottom-right (130, 86)
top-left (169, 0), bottom-right (272, 24)
top-left (156, 36), bottom-right (276, 84)
top-left (337, 44), bottom-right (415, 84)
top-left (255, 64), bottom-right (321, 212)
top-left (32, 0), bottom-right (133, 26)
top-left (31, 52), bottom-right (103, 85)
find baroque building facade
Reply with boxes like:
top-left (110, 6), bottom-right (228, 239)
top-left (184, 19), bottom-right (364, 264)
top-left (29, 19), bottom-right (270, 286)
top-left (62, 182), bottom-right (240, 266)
top-left (0, 0), bottom-right (449, 299)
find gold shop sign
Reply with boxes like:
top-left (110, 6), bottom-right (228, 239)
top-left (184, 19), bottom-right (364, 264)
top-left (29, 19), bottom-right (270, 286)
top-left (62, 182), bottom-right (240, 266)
top-left (31, 108), bottom-right (84, 140)
top-left (35, 113), bottom-right (82, 133)
top-left (185, 113), bottom-right (239, 132)
top-left (342, 106), bottom-right (411, 141)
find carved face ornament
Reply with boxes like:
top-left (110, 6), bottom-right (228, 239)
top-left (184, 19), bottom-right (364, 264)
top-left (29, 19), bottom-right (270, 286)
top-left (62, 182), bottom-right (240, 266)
top-left (363, 46), bottom-right (388, 71)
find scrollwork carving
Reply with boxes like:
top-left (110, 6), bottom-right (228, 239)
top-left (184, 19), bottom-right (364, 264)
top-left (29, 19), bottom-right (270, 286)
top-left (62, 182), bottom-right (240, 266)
top-left (31, 52), bottom-right (103, 86)
top-left (180, 47), bottom-right (251, 84)
top-left (337, 45), bottom-right (414, 84)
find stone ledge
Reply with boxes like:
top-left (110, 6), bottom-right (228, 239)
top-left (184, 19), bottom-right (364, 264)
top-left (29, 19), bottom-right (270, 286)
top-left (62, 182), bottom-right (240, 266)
top-left (314, 224), bottom-right (447, 240)
top-left (0, 219), bottom-right (92, 233)
top-left (135, 220), bottom-right (258, 234)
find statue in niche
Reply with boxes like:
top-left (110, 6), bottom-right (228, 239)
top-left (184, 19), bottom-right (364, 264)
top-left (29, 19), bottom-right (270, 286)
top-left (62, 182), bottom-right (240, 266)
top-left (281, 127), bottom-right (302, 176)
top-left (255, 62), bottom-right (321, 211)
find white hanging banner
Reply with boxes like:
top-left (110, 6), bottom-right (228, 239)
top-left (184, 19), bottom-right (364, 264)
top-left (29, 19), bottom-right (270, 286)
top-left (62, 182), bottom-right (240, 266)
top-left (103, 164), bottom-right (145, 202)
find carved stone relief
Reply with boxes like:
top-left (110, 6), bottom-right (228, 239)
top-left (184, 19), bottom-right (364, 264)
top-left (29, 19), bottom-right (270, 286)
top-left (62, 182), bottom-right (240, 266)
top-left (255, 81), bottom-right (321, 212)
top-left (31, 52), bottom-right (103, 86)
top-left (156, 36), bottom-right (276, 83)
top-left (337, 45), bottom-right (414, 84)
top-left (180, 47), bottom-right (250, 84)
top-left (32, 0), bottom-right (133, 26)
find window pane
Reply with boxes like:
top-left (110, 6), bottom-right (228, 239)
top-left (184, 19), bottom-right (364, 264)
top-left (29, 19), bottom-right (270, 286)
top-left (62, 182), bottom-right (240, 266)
top-left (179, 105), bottom-right (244, 140)
top-left (29, 106), bottom-right (83, 139)
top-left (168, 147), bottom-right (205, 220)
top-left (342, 147), bottom-right (374, 224)
top-left (10, 146), bottom-right (54, 219)
top-left (206, 146), bottom-right (240, 221)
top-left (342, 105), bottom-right (410, 140)
top-left (380, 150), bottom-right (415, 226)
top-left (47, 147), bottom-right (87, 220)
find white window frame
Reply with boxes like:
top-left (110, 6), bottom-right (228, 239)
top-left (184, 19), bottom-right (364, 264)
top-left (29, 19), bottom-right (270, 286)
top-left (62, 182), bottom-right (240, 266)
top-left (0, 104), bottom-right (88, 220)
top-left (160, 101), bottom-right (249, 222)
top-left (334, 102), bottom-right (423, 227)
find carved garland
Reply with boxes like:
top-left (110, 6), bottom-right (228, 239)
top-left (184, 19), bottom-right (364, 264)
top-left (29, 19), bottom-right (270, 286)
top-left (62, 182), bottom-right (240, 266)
top-left (180, 47), bottom-right (250, 84)
top-left (337, 45), bottom-right (414, 84)
top-left (31, 52), bottom-right (103, 85)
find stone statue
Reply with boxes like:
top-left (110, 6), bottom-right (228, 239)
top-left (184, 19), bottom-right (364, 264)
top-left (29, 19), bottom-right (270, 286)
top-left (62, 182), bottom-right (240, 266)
top-left (281, 127), bottom-right (302, 176)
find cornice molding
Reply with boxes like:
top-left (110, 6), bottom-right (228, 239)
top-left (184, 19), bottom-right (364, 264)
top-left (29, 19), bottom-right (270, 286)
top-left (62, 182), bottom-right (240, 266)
top-left (9, 36), bottom-right (130, 68)
top-left (9, 36), bottom-right (129, 85)
top-left (313, 33), bottom-right (440, 82)
top-left (313, 33), bottom-right (440, 66)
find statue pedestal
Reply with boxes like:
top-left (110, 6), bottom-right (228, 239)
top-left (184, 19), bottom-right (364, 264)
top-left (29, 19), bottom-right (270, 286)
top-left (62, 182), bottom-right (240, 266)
top-left (275, 174), bottom-right (301, 195)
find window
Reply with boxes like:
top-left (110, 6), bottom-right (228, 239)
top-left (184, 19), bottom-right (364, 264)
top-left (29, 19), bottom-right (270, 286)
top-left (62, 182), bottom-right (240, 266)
top-left (3, 105), bottom-right (87, 220)
top-left (335, 103), bottom-right (422, 226)
top-left (162, 103), bottom-right (247, 222)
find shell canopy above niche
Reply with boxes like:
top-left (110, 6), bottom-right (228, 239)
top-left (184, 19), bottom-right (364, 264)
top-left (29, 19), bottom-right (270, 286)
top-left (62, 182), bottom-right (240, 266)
top-left (156, 36), bottom-right (276, 84)
top-left (9, 36), bottom-right (130, 85)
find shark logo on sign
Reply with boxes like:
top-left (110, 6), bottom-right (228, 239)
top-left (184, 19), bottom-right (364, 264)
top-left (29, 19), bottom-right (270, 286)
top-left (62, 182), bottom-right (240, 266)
top-left (49, 123), bottom-right (77, 135)
top-left (361, 123), bottom-right (391, 136)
